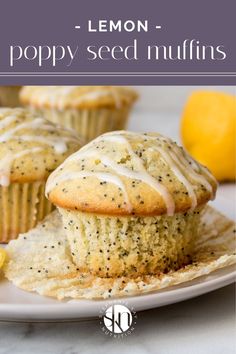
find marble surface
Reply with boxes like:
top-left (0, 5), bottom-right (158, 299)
top-left (0, 284), bottom-right (235, 354)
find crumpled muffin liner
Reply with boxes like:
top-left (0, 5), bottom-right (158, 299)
top-left (3, 206), bottom-right (236, 300)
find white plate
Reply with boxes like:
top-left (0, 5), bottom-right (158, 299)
top-left (0, 191), bottom-right (235, 322)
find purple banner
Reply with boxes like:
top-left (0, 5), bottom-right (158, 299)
top-left (0, 0), bottom-right (235, 84)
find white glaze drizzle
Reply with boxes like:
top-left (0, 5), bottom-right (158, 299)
top-left (47, 131), bottom-right (215, 215)
top-left (61, 89), bottom-right (122, 110)
top-left (0, 118), bottom-right (48, 142)
top-left (47, 133), bottom-right (175, 215)
top-left (169, 147), bottom-right (214, 196)
top-left (76, 90), bottom-right (121, 105)
top-left (0, 115), bottom-right (17, 130)
top-left (132, 131), bottom-right (215, 199)
top-left (46, 170), bottom-right (131, 210)
top-left (0, 147), bottom-right (43, 186)
top-left (49, 149), bottom-right (170, 213)
top-left (26, 86), bottom-right (125, 109)
top-left (101, 134), bottom-right (175, 215)
top-left (0, 115), bottom-right (77, 153)
top-left (0, 110), bottom-right (79, 186)
top-left (16, 135), bottom-right (70, 154)
top-left (149, 146), bottom-right (198, 210)
top-left (110, 131), bottom-right (216, 196)
top-left (160, 134), bottom-right (215, 195)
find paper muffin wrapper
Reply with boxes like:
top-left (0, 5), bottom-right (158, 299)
top-left (0, 182), bottom-right (54, 243)
top-left (4, 206), bottom-right (236, 299)
top-left (31, 106), bottom-right (131, 141)
top-left (59, 207), bottom-right (202, 277)
top-left (0, 87), bottom-right (21, 107)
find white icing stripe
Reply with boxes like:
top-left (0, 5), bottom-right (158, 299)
top-left (0, 118), bottom-right (45, 142)
top-left (170, 146), bottom-right (213, 196)
top-left (154, 134), bottom-right (214, 198)
top-left (0, 115), bottom-right (78, 154)
top-left (0, 115), bottom-right (17, 130)
top-left (47, 131), bottom-right (215, 215)
top-left (150, 147), bottom-right (198, 210)
top-left (106, 132), bottom-right (213, 205)
top-left (0, 147), bottom-right (43, 187)
top-left (102, 135), bottom-right (175, 215)
top-left (112, 131), bottom-right (216, 196)
top-left (150, 133), bottom-right (216, 188)
top-left (46, 171), bottom-right (131, 211)
top-left (200, 165), bottom-right (218, 188)
top-left (28, 87), bottom-right (125, 109)
top-left (17, 135), bottom-right (73, 154)
top-left (0, 110), bottom-right (80, 186)
top-left (47, 133), bottom-right (176, 215)
top-left (75, 150), bottom-right (176, 214)
top-left (76, 90), bottom-right (119, 104)
top-left (0, 123), bottom-right (59, 141)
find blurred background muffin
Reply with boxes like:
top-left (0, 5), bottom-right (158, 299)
top-left (0, 107), bottom-right (83, 242)
top-left (0, 86), bottom-right (21, 107)
top-left (46, 131), bottom-right (217, 278)
top-left (20, 86), bottom-right (138, 141)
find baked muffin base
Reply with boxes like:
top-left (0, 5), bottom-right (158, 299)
top-left (30, 106), bottom-right (131, 141)
top-left (59, 207), bottom-right (203, 277)
top-left (0, 182), bottom-right (53, 243)
top-left (4, 206), bottom-right (236, 299)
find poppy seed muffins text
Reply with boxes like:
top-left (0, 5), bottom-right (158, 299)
top-left (0, 108), bottom-right (83, 242)
top-left (46, 131), bottom-right (217, 277)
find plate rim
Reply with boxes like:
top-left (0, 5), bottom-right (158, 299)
top-left (0, 266), bottom-right (235, 319)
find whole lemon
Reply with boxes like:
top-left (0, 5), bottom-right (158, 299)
top-left (181, 91), bottom-right (236, 182)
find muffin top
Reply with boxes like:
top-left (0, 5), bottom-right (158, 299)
top-left (20, 86), bottom-right (138, 110)
top-left (46, 131), bottom-right (217, 216)
top-left (0, 108), bottom-right (83, 186)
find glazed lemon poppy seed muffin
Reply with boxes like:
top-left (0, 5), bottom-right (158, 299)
top-left (46, 131), bottom-right (217, 277)
top-left (20, 86), bottom-right (138, 141)
top-left (0, 86), bottom-right (21, 107)
top-left (0, 107), bottom-right (83, 243)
